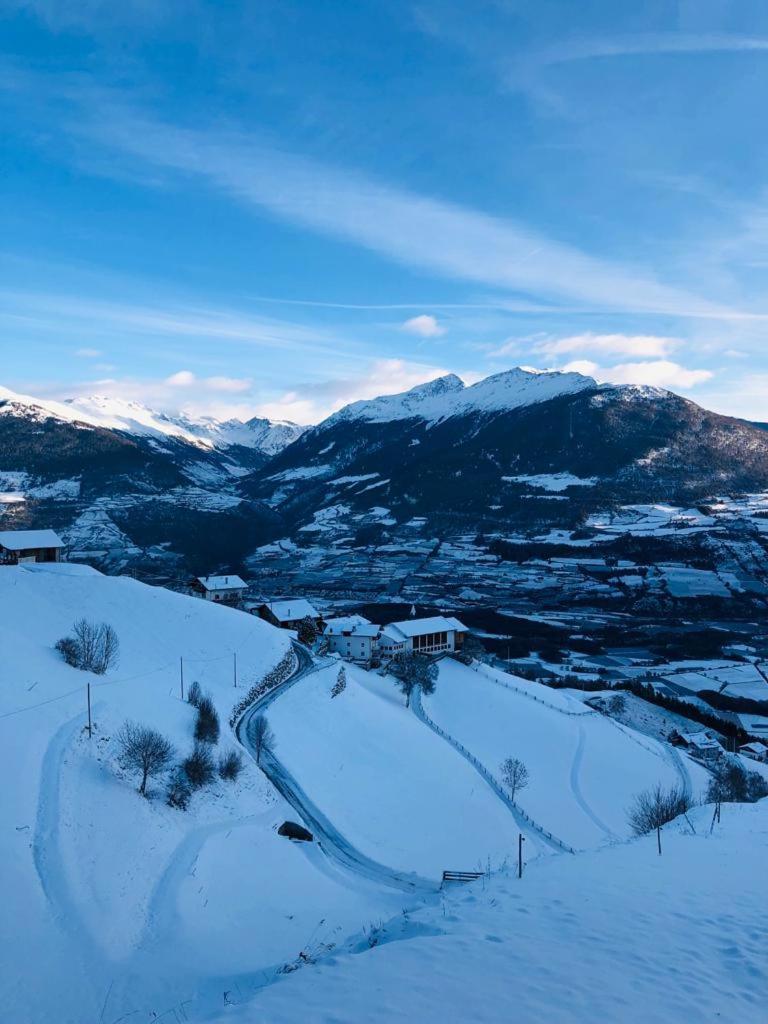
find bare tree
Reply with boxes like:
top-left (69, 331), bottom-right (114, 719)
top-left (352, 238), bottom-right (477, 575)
top-left (116, 721), bottom-right (174, 796)
top-left (390, 652), bottom-right (438, 708)
top-left (218, 750), bottom-right (244, 781)
top-left (297, 616), bottom-right (318, 647)
top-left (251, 714), bottom-right (275, 765)
top-left (56, 619), bottom-right (119, 674)
top-left (627, 783), bottom-right (691, 836)
top-left (187, 681), bottom-right (202, 708)
top-left (707, 762), bottom-right (768, 804)
top-left (500, 757), bottom-right (530, 801)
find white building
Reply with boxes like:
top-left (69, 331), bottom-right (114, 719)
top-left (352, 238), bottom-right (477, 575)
top-left (379, 615), bottom-right (468, 658)
top-left (324, 615), bottom-right (381, 663)
top-left (0, 529), bottom-right (65, 564)
top-left (191, 574), bottom-right (247, 604)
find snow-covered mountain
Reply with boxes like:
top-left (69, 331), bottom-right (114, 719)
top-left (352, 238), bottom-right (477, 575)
top-left (0, 385), bottom-right (304, 455)
top-left (326, 367), bottom-right (596, 426)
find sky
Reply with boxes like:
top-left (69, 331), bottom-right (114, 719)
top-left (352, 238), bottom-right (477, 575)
top-left (3, 1), bottom-right (768, 424)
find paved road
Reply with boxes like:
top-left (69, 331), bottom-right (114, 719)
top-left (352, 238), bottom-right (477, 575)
top-left (237, 644), bottom-right (437, 895)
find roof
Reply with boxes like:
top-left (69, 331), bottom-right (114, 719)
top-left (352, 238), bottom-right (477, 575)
top-left (262, 598), bottom-right (320, 622)
top-left (740, 741), bottom-right (768, 753)
top-left (680, 731), bottom-right (721, 749)
top-left (324, 615), bottom-right (380, 637)
top-left (0, 529), bottom-right (64, 551)
top-left (196, 575), bottom-right (246, 591)
top-left (383, 615), bottom-right (468, 640)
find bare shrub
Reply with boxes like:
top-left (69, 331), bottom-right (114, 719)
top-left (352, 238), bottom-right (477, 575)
top-left (331, 667), bottom-right (346, 698)
top-left (194, 695), bottom-right (220, 744)
top-left (183, 743), bottom-right (216, 790)
top-left (627, 783), bottom-right (691, 835)
top-left (707, 762), bottom-right (768, 804)
top-left (218, 750), bottom-right (244, 781)
top-left (608, 693), bottom-right (627, 715)
top-left (187, 681), bottom-right (202, 708)
top-left (56, 618), bottom-right (119, 674)
top-left (116, 721), bottom-right (174, 796)
top-left (166, 769), bottom-right (192, 810)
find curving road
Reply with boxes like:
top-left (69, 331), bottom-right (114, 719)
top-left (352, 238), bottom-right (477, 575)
top-left (237, 644), bottom-right (436, 895)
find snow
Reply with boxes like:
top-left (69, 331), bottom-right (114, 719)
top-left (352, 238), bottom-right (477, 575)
top-left (0, 384), bottom-right (303, 453)
top-left (195, 574), bottom-right (246, 591)
top-left (266, 663), bottom-right (537, 876)
top-left (211, 801), bottom-right (768, 1024)
top-left (325, 367), bottom-right (597, 426)
top-left (422, 661), bottom-right (703, 849)
top-left (0, 528), bottom-right (64, 549)
top-left (263, 598), bottom-right (320, 621)
top-left (504, 472), bottom-right (599, 492)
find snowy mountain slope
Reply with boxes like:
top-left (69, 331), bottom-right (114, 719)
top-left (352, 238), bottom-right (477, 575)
top-left (422, 660), bottom-right (710, 849)
top-left (0, 566), bottom-right (410, 1023)
top-left (208, 801), bottom-right (768, 1024)
top-left (325, 367), bottom-right (596, 426)
top-left (0, 384), bottom-right (304, 455)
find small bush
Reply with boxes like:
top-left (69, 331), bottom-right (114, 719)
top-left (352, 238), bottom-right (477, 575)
top-left (331, 667), bottom-right (346, 698)
top-left (183, 744), bottom-right (216, 790)
top-left (166, 770), bottom-right (192, 810)
top-left (195, 695), bottom-right (220, 745)
top-left (187, 681), bottom-right (202, 708)
top-left (707, 762), bottom-right (768, 804)
top-left (218, 750), bottom-right (244, 781)
top-left (55, 618), bottom-right (120, 674)
top-left (627, 783), bottom-right (691, 835)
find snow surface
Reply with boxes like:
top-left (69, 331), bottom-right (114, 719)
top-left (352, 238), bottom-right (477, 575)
top-left (210, 801), bottom-right (768, 1024)
top-left (504, 472), bottom-right (599, 492)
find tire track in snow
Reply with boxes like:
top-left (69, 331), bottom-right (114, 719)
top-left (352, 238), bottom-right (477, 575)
top-left (569, 723), bottom-right (619, 841)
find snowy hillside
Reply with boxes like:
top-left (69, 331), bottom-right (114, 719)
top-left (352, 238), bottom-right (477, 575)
top-left (208, 800), bottom-right (768, 1024)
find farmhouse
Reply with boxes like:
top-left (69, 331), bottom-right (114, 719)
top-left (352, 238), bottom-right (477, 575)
top-left (379, 615), bottom-right (468, 658)
top-left (0, 529), bottom-right (65, 565)
top-left (739, 741), bottom-right (768, 763)
top-left (324, 615), bottom-right (381, 663)
top-left (190, 575), bottom-right (247, 604)
top-left (676, 731), bottom-right (722, 762)
top-left (258, 598), bottom-right (322, 631)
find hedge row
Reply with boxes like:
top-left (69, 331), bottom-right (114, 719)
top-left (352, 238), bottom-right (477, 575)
top-left (229, 647), bottom-right (298, 727)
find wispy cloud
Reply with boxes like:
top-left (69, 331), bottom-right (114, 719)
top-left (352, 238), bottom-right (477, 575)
top-left (531, 33), bottom-right (768, 68)
top-left (533, 332), bottom-right (681, 358)
top-left (65, 105), bottom-right (749, 319)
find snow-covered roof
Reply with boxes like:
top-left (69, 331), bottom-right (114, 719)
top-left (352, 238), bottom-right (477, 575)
top-left (263, 598), bottom-right (320, 622)
top-left (383, 615), bottom-right (468, 640)
top-left (740, 741), bottom-right (768, 754)
top-left (0, 529), bottom-right (64, 551)
top-left (196, 574), bottom-right (246, 591)
top-left (323, 615), bottom-right (378, 636)
top-left (679, 731), bottom-right (721, 750)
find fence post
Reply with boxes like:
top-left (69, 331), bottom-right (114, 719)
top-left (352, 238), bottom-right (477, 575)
top-left (518, 833), bottom-right (525, 879)
top-left (87, 683), bottom-right (92, 739)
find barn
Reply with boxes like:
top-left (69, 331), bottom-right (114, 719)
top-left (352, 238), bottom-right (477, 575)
top-left (0, 529), bottom-right (65, 565)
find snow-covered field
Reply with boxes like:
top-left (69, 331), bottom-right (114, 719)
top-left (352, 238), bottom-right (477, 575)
top-left (267, 662), bottom-right (534, 876)
top-left (421, 661), bottom-right (709, 849)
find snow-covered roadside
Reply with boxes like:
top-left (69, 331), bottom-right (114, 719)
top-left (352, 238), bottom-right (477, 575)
top-left (207, 801), bottom-right (768, 1024)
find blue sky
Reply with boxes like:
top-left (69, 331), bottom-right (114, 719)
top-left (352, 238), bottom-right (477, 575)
top-left (3, 0), bottom-right (768, 423)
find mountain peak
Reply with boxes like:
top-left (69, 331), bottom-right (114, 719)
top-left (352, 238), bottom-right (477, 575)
top-left (323, 366), bottom-right (597, 427)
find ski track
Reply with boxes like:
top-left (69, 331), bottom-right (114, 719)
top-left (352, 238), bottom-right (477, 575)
top-left (568, 723), bottom-right (619, 840)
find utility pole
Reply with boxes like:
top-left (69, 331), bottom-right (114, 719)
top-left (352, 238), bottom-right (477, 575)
top-left (234, 652), bottom-right (238, 688)
top-left (86, 683), bottom-right (92, 739)
top-left (518, 833), bottom-right (525, 879)
top-left (179, 656), bottom-right (184, 701)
